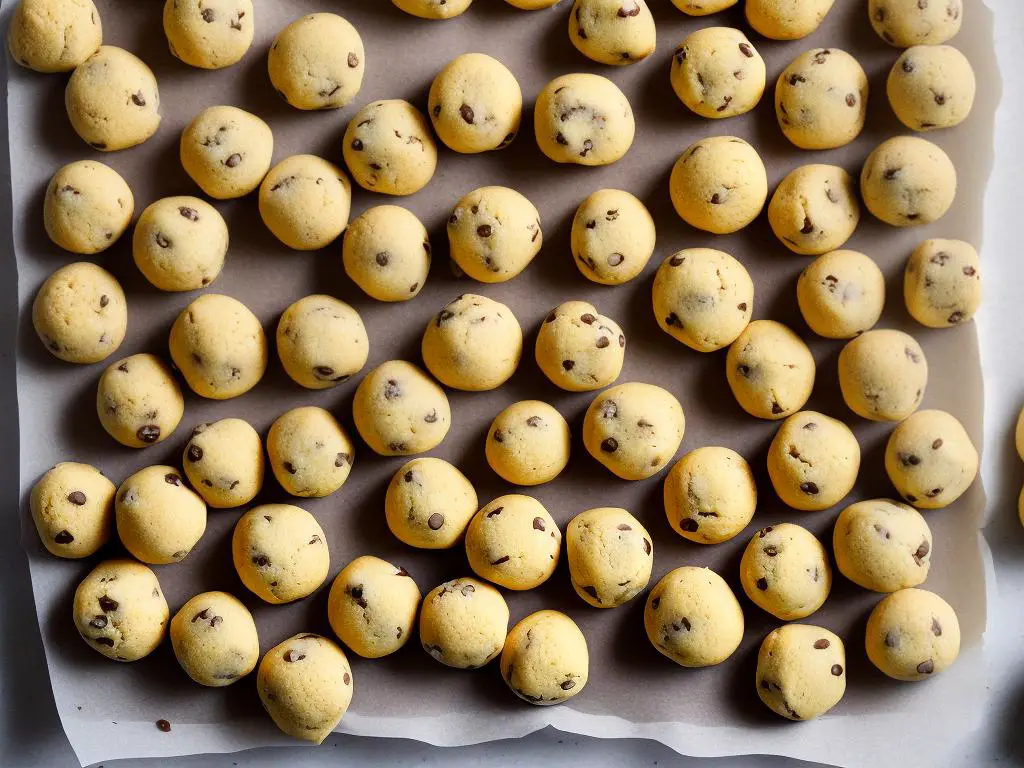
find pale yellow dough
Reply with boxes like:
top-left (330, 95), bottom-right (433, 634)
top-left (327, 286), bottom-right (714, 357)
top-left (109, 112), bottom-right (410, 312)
top-left (569, 0), bottom-right (657, 66)
top-left (797, 250), bottom-right (886, 339)
top-left (465, 494), bottom-right (561, 590)
top-left (486, 400), bottom-right (571, 486)
top-left (343, 100), bottom-right (437, 196)
top-left (670, 28), bottom-right (766, 119)
top-left (180, 105), bottom-right (273, 199)
top-left (534, 73), bottom-right (635, 166)
top-left (838, 329), bottom-right (927, 422)
top-left (861, 136), bottom-right (957, 227)
top-left (259, 154), bottom-right (352, 250)
top-left (163, 0), bottom-right (254, 70)
top-left (393, 0), bottom-right (472, 18)
top-left (44, 160), bottom-right (133, 254)
top-left (170, 591), bottom-right (259, 686)
top-left (726, 320), bottom-right (815, 420)
top-left (132, 196), bottom-right (228, 291)
top-left (884, 409), bottom-right (978, 510)
top-left (865, 588), bottom-right (960, 681)
top-left (664, 447), bottom-right (757, 544)
top-left (267, 13), bottom-right (364, 110)
top-left (352, 360), bottom-right (451, 456)
top-left (756, 624), bottom-right (846, 720)
top-left (669, 137), bottom-right (767, 235)
top-left (328, 556), bottom-right (421, 659)
top-left (746, 0), bottom-right (836, 40)
top-left (567, 507), bottom-right (652, 608)
top-left (267, 406), bottom-right (354, 498)
top-left (419, 577), bottom-right (508, 669)
top-left (447, 186), bottom-right (542, 283)
top-left (428, 53), bottom-right (522, 153)
top-left (183, 418), bottom-right (264, 508)
top-left (767, 411), bottom-right (861, 512)
top-left (115, 465), bottom-right (207, 565)
top-left (904, 238), bottom-right (981, 328)
top-left (775, 48), bottom-right (868, 150)
top-left (96, 353), bottom-right (183, 448)
top-left (501, 611), bottom-right (588, 705)
top-left (870, 0), bottom-right (963, 47)
top-left (833, 499), bottom-right (932, 593)
top-left (768, 165), bottom-right (860, 256)
top-left (535, 300), bottom-right (625, 392)
top-left (740, 523), bottom-right (831, 620)
top-left (33, 261), bottom-right (126, 364)
top-left (385, 457), bottom-right (478, 549)
top-left (31, 461), bottom-right (114, 558)
top-left (570, 188), bottom-right (655, 285)
top-left (888, 46), bottom-right (975, 132)
top-left (671, 0), bottom-right (736, 14)
top-left (9, 0), bottom-right (101, 72)
top-left (343, 205), bottom-right (431, 301)
top-left (276, 295), bottom-right (368, 389)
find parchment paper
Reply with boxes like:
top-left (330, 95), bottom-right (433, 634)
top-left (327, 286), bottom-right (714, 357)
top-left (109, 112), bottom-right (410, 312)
top-left (7, 0), bottom-right (999, 766)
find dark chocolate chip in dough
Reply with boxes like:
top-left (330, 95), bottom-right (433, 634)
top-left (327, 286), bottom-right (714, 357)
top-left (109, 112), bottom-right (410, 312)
top-left (224, 153), bottom-right (242, 168)
top-left (384, 379), bottom-right (402, 399)
top-left (335, 453), bottom-right (350, 467)
top-left (932, 617), bottom-right (942, 636)
top-left (487, 506), bottom-right (503, 517)
top-left (596, 337), bottom-right (610, 348)
top-left (493, 429), bottom-right (504, 443)
top-left (764, 545), bottom-right (778, 557)
top-left (581, 585), bottom-right (599, 600)
top-left (917, 659), bottom-right (935, 675)
top-left (846, 93), bottom-right (857, 107)
top-left (179, 206), bottom-right (200, 222)
top-left (914, 541), bottom-right (930, 563)
top-left (154, 232), bottom-right (171, 248)
top-left (601, 437), bottom-right (618, 453)
top-left (348, 52), bottom-right (360, 68)
top-left (137, 425), bottom-right (161, 444)
top-left (99, 595), bottom-right (119, 612)
top-left (427, 513), bottom-right (444, 530)
top-left (814, 639), bottom-right (830, 649)
top-left (739, 42), bottom-right (754, 58)
top-left (491, 555), bottom-right (510, 565)
top-left (54, 530), bottom-right (74, 544)
top-left (561, 679), bottom-right (576, 690)
top-left (801, 217), bottom-right (814, 234)
top-left (165, 473), bottom-right (181, 486)
top-left (800, 482), bottom-right (819, 495)
top-left (477, 224), bottom-right (492, 238)
top-left (756, 577), bottom-right (769, 591)
top-left (282, 461), bottom-right (297, 475)
top-left (533, 517), bottom-right (546, 532)
top-left (831, 664), bottom-right (843, 676)
top-left (131, 92), bottom-right (146, 107)
top-left (562, 359), bottom-right (576, 371)
top-left (642, 538), bottom-right (651, 555)
top-left (460, 104), bottom-right (475, 124)
top-left (375, 252), bottom-right (390, 267)
top-left (252, 554), bottom-right (270, 567)
top-left (67, 491), bottom-right (87, 506)
top-left (526, 416), bottom-right (542, 427)
top-left (680, 518), bottom-right (699, 533)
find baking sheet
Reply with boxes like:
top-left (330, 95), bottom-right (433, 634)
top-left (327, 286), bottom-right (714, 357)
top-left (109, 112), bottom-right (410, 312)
top-left (6, 0), bottom-right (998, 766)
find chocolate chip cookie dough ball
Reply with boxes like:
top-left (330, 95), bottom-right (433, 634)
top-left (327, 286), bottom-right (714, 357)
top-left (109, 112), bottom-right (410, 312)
top-left (163, 0), bottom-right (253, 69)
top-left (465, 495), bottom-right (561, 590)
top-left (268, 13), bottom-right (364, 110)
top-left (904, 238), bottom-right (981, 328)
top-left (9, 0), bottom-right (101, 72)
top-left (328, 556), bottom-right (421, 659)
top-left (756, 624), bottom-right (846, 720)
top-left (583, 382), bottom-right (685, 480)
top-left (343, 100), bottom-right (437, 196)
top-left (885, 409), bottom-right (978, 509)
top-left (535, 73), bottom-right (635, 166)
top-left (888, 46), bottom-right (975, 132)
top-left (447, 186), bottom-right (542, 282)
top-left (133, 197), bottom-right (227, 291)
top-left (797, 250), bottom-right (886, 339)
top-left (726, 321), bottom-right (815, 420)
top-left (746, 0), bottom-right (835, 40)
top-left (776, 49), bottom-right (868, 150)
top-left (232, 504), bottom-right (329, 604)
top-left (385, 458), bottom-right (478, 548)
top-left (567, 507), bottom-right (652, 608)
top-left (352, 360), bottom-right (451, 456)
top-left (169, 293), bottom-right (267, 400)
top-left (65, 46), bottom-right (160, 151)
top-left (670, 28), bottom-right (766, 119)
top-left (267, 406), bottom-right (354, 498)
top-left (96, 354), bottom-right (183, 448)
top-left (31, 462), bottom-right (114, 558)
top-left (861, 136), bottom-right (957, 227)
top-left (180, 105), bottom-right (273, 199)
top-left (73, 559), bottom-right (168, 662)
top-left (652, 248), bottom-right (754, 352)
top-left (870, 0), bottom-right (962, 47)
top-left (664, 447), bottom-right (756, 544)
top-left (570, 189), bottom-right (655, 285)
top-left (569, 0), bottom-right (656, 66)
top-left (170, 591), bottom-right (259, 686)
top-left (419, 577), bottom-right (508, 669)
top-left (116, 465), bottom-right (207, 565)
top-left (183, 418), bottom-right (264, 508)
top-left (33, 262), bottom-right (126, 363)
top-left (768, 166), bottom-right (860, 256)
top-left (768, 411), bottom-right (860, 512)
top-left (740, 523), bottom-right (832, 620)
top-left (422, 294), bottom-right (523, 391)
top-left (44, 160), bottom-right (133, 254)
top-left (536, 300), bottom-right (625, 392)
top-left (486, 401), bottom-right (571, 486)
top-left (257, 633), bottom-right (353, 744)
top-left (429, 53), bottom-right (522, 153)
top-left (833, 499), bottom-right (931, 592)
top-left (343, 205), bottom-right (431, 301)
top-left (276, 295), bottom-right (368, 389)
top-left (501, 611), bottom-right (588, 705)
top-left (669, 137), bottom-right (768, 235)
top-left (865, 588), bottom-right (960, 680)
top-left (671, 0), bottom-right (737, 14)
top-left (838, 329), bottom-right (927, 421)
top-left (393, 0), bottom-right (473, 18)
top-left (259, 155), bottom-right (352, 250)
top-left (645, 567), bottom-right (744, 667)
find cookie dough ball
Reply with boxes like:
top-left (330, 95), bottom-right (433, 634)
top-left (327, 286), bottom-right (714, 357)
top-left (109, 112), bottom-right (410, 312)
top-left (885, 409), bottom-right (978, 509)
top-left (419, 577), bottom-right (509, 669)
top-left (33, 262), bottom-right (126, 363)
top-left (465, 495), bottom-right (561, 590)
top-left (169, 293), bottom-right (268, 400)
top-left (669, 137), bottom-right (767, 235)
top-left (486, 401), bottom-right (571, 486)
top-left (583, 382), bottom-right (685, 480)
top-left (797, 250), bottom-right (885, 339)
top-left (9, 0), bottom-right (101, 72)
top-left (888, 46), bottom-right (975, 132)
top-left (536, 300), bottom-right (625, 392)
top-left (170, 591), bottom-right (259, 686)
top-left (393, 0), bottom-right (472, 18)
top-left (534, 73), bottom-right (635, 166)
top-left (232, 504), bottom-right (329, 604)
top-left (768, 165), bottom-right (860, 256)
top-left (746, 0), bottom-right (835, 40)
top-left (652, 248), bottom-right (754, 352)
top-left (352, 360), bottom-right (451, 456)
top-left (569, 0), bottom-right (656, 66)
top-left (180, 105), bottom-right (273, 199)
top-left (664, 447), bottom-right (756, 544)
top-left (163, 0), bottom-right (253, 69)
top-left (671, 0), bottom-right (737, 14)
top-left (257, 634), bottom-right (353, 744)
top-left (268, 13), bottom-right (364, 110)
top-left (775, 49), bottom-right (867, 150)
top-left (501, 611), bottom-right (588, 705)
top-left (31, 462), bottom-right (114, 558)
top-left (567, 507), bottom-right (653, 608)
top-left (740, 523), bottom-right (832, 620)
top-left (267, 406), bottom-right (354, 498)
top-left (726, 321), bottom-right (815, 420)
top-left (328, 556), bottom-right (421, 659)
top-left (343, 206), bottom-right (430, 301)
top-left (422, 294), bottom-right (523, 391)
top-left (276, 295), bottom-right (368, 389)
top-left (183, 418), bottom-right (264, 508)
top-left (768, 411), bottom-right (861, 512)
top-left (385, 458), bottom-right (478, 548)
top-left (429, 53), bottom-right (522, 153)
top-left (133, 196), bottom-right (228, 291)
top-left (838, 329), bottom-right (927, 421)
top-left (259, 155), bottom-right (352, 250)
top-left (116, 465), bottom-right (206, 564)
top-left (44, 160), bottom-right (133, 254)
top-left (904, 238), bottom-right (981, 328)
top-left (343, 100), bottom-right (437, 196)
top-left (644, 566), bottom-right (744, 667)
top-left (570, 189), bottom-right (655, 285)
top-left (833, 499), bottom-right (932, 592)
top-left (865, 588), bottom-right (960, 680)
top-left (756, 624), bottom-right (846, 720)
top-left (96, 354), bottom-right (183, 448)
top-left (670, 28), bottom-right (766, 119)
top-left (447, 186), bottom-right (542, 282)
top-left (861, 136), bottom-right (957, 227)
top-left (870, 0), bottom-right (962, 47)
top-left (73, 559), bottom-right (168, 662)
top-left (65, 46), bottom-right (160, 151)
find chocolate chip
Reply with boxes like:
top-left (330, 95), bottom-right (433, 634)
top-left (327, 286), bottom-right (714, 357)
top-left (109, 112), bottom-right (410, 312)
top-left (814, 639), bottom-right (830, 649)
top-left (533, 517), bottom-right (546, 532)
top-left (669, 255), bottom-right (685, 267)
top-left (580, 313), bottom-right (596, 324)
top-left (665, 312), bottom-right (681, 327)
top-left (771, 402), bottom-right (785, 415)
top-left (343, 672), bottom-right (351, 685)
top-left (764, 545), bottom-right (778, 557)
top-left (136, 425), bottom-right (161, 444)
top-left (131, 92), bottom-right (146, 107)
top-left (486, 506), bottom-right (503, 518)
top-left (424, 410), bottom-right (438, 424)
top-left (846, 93), bottom-right (857, 107)
top-left (885, 630), bottom-right (899, 648)
top-left (917, 659), bottom-right (935, 675)
top-left (526, 416), bottom-right (542, 428)
top-left (396, 566), bottom-right (411, 577)
top-left (619, 334), bottom-right (626, 347)
top-left (348, 52), bottom-right (360, 68)
top-left (800, 482), bottom-right (819, 495)
top-left (560, 680), bottom-right (576, 691)
top-left (601, 437), bottom-right (618, 453)
top-left (384, 379), bottom-right (401, 399)
top-left (252, 554), bottom-right (270, 567)
top-left (562, 359), bottom-right (576, 371)
top-left (643, 538), bottom-right (651, 555)
top-left (282, 461), bottom-right (297, 475)
top-left (914, 541), bottom-right (930, 563)
top-left (179, 206), bottom-right (200, 222)
top-left (283, 650), bottom-right (306, 663)
top-left (156, 719), bottom-right (171, 732)
top-left (739, 42), bottom-right (753, 58)
top-left (459, 104), bottom-right (475, 124)
top-left (948, 311), bottom-right (964, 324)
top-left (224, 153), bottom-right (242, 168)
top-left (756, 577), bottom-right (768, 591)
top-left (375, 251), bottom-right (390, 267)
top-left (491, 555), bottom-right (510, 565)
top-left (351, 139), bottom-right (364, 151)
top-left (906, 347), bottom-right (922, 363)
top-left (99, 596), bottom-right (118, 612)
top-left (428, 513), bottom-right (444, 530)
top-left (335, 453), bottom-right (350, 468)
top-left (680, 518), bottom-right (699, 532)
top-left (801, 216), bottom-right (814, 234)
top-left (602, 400), bottom-right (618, 419)
top-left (54, 530), bottom-right (74, 544)
top-left (580, 139), bottom-right (593, 157)
top-left (831, 664), bottom-right (843, 676)
top-left (66, 490), bottom-right (88, 506)
top-left (596, 337), bottom-right (610, 348)
top-left (493, 429), bottom-right (504, 443)
top-left (476, 224), bottom-right (493, 239)
top-left (582, 585), bottom-right (599, 600)
top-left (154, 232), bottom-right (171, 248)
